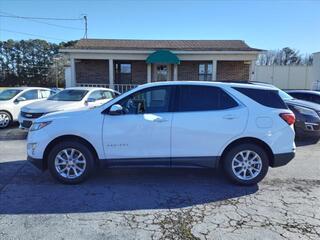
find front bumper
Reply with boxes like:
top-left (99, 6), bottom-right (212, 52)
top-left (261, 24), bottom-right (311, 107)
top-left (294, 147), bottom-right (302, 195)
top-left (18, 115), bottom-right (36, 129)
top-left (27, 156), bottom-right (46, 171)
top-left (270, 152), bottom-right (295, 168)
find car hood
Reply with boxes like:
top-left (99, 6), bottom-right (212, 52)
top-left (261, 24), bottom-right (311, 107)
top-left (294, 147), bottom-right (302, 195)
top-left (37, 107), bottom-right (95, 122)
top-left (285, 99), bottom-right (320, 111)
top-left (22, 100), bottom-right (85, 113)
top-left (0, 100), bottom-right (11, 107)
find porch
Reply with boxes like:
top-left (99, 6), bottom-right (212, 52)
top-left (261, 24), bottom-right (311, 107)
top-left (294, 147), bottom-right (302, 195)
top-left (73, 58), bottom-right (254, 93)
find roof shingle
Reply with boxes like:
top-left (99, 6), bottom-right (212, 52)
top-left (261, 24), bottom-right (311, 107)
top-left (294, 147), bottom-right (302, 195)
top-left (64, 39), bottom-right (262, 51)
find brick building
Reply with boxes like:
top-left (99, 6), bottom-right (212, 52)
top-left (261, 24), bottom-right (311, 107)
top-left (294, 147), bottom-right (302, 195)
top-left (61, 39), bottom-right (262, 92)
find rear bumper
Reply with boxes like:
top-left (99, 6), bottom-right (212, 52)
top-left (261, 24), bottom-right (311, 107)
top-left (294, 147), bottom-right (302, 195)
top-left (27, 156), bottom-right (46, 171)
top-left (271, 152), bottom-right (295, 168)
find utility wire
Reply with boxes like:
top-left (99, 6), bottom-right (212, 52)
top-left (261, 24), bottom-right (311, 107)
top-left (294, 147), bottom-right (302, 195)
top-left (0, 28), bottom-right (68, 41)
top-left (0, 14), bottom-right (83, 21)
top-left (0, 12), bottom-right (83, 30)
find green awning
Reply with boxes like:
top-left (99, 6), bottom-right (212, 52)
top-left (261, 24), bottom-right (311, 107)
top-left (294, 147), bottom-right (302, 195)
top-left (146, 50), bottom-right (180, 64)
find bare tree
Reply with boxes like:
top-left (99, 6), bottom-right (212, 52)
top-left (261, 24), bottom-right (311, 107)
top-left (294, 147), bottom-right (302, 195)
top-left (257, 48), bottom-right (313, 66)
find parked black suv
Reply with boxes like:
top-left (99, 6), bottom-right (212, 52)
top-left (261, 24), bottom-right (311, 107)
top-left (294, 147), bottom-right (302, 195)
top-left (255, 84), bottom-right (320, 138)
top-left (286, 90), bottom-right (320, 105)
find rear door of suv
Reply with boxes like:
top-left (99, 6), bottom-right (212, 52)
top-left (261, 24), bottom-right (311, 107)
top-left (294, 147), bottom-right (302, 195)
top-left (171, 85), bottom-right (248, 167)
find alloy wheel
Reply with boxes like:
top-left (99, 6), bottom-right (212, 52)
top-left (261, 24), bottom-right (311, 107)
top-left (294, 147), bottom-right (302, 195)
top-left (231, 150), bottom-right (262, 180)
top-left (0, 113), bottom-right (10, 128)
top-left (54, 148), bottom-right (87, 179)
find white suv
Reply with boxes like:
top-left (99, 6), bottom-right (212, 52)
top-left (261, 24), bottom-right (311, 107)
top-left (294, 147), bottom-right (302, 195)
top-left (27, 82), bottom-right (296, 185)
top-left (0, 87), bottom-right (52, 129)
top-left (19, 87), bottom-right (118, 129)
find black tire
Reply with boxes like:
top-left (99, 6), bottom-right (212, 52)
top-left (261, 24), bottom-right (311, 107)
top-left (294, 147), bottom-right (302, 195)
top-left (0, 111), bottom-right (12, 129)
top-left (48, 141), bottom-right (95, 184)
top-left (223, 143), bottom-right (269, 186)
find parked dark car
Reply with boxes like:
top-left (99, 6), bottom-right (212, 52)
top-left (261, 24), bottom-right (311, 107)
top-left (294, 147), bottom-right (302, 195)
top-left (286, 90), bottom-right (320, 105)
top-left (252, 83), bottom-right (320, 138)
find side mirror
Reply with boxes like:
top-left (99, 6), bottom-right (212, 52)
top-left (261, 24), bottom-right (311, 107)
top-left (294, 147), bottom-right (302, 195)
top-left (14, 97), bottom-right (26, 103)
top-left (109, 104), bottom-right (123, 115)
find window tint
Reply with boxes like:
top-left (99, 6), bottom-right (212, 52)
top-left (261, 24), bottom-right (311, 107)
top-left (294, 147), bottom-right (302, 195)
top-left (119, 87), bottom-right (172, 114)
top-left (177, 86), bottom-right (238, 112)
top-left (48, 90), bottom-right (88, 101)
top-left (312, 95), bottom-right (320, 104)
top-left (20, 90), bottom-right (39, 100)
top-left (234, 87), bottom-right (288, 109)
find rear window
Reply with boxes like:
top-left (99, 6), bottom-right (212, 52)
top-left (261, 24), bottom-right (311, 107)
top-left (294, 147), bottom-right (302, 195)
top-left (177, 86), bottom-right (238, 112)
top-left (234, 87), bottom-right (288, 109)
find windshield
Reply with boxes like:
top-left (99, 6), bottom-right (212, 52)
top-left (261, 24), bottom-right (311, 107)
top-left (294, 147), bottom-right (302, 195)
top-left (278, 89), bottom-right (294, 100)
top-left (48, 90), bottom-right (88, 101)
top-left (0, 89), bottom-right (23, 101)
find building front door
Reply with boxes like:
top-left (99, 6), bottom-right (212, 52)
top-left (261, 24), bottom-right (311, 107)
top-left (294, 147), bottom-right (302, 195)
top-left (153, 64), bottom-right (171, 82)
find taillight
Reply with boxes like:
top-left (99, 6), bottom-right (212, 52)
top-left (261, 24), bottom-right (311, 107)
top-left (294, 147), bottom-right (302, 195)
top-left (279, 113), bottom-right (295, 125)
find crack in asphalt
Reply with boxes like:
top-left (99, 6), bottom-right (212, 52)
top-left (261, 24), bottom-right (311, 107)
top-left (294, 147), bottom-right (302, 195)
top-left (94, 178), bottom-right (320, 240)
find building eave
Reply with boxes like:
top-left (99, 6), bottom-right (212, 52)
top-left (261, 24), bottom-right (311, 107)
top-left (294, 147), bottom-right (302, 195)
top-left (60, 48), bottom-right (261, 55)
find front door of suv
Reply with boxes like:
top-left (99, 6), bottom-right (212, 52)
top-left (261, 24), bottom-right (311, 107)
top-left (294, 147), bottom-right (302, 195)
top-left (171, 85), bottom-right (248, 167)
top-left (103, 86), bottom-right (174, 165)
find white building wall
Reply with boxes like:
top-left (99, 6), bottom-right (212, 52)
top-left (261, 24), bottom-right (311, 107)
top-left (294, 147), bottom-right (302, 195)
top-left (254, 52), bottom-right (320, 90)
top-left (255, 65), bottom-right (314, 90)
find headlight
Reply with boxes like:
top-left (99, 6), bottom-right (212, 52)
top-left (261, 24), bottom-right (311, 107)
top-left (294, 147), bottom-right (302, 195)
top-left (30, 121), bottom-right (52, 131)
top-left (294, 106), bottom-right (319, 118)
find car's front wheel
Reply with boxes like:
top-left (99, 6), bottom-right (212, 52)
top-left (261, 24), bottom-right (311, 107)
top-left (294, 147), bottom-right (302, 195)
top-left (48, 141), bottom-right (95, 184)
top-left (223, 143), bottom-right (269, 185)
top-left (0, 111), bottom-right (12, 129)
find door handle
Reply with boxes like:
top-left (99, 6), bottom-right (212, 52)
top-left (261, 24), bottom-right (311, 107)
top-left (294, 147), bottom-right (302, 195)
top-left (153, 118), bottom-right (168, 123)
top-left (223, 114), bottom-right (237, 120)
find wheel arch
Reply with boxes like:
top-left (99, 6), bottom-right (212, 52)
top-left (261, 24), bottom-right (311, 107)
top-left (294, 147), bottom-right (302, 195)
top-left (43, 135), bottom-right (100, 170)
top-left (0, 110), bottom-right (13, 120)
top-left (219, 137), bottom-right (275, 167)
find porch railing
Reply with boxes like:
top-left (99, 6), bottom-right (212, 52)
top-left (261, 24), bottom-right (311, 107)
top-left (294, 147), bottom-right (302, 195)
top-left (76, 83), bottom-right (139, 93)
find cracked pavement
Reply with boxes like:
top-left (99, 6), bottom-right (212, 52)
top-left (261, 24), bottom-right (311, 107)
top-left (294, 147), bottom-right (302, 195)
top-left (0, 138), bottom-right (320, 240)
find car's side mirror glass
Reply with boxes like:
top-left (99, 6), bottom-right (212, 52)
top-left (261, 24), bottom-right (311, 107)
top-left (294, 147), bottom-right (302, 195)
top-left (109, 104), bottom-right (123, 115)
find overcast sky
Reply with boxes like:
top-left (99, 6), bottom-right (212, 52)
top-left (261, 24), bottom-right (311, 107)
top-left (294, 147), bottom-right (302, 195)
top-left (0, 0), bottom-right (319, 54)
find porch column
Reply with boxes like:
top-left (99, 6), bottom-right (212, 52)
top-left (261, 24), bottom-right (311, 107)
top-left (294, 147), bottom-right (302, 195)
top-left (147, 63), bottom-right (152, 83)
top-left (69, 57), bottom-right (76, 87)
top-left (212, 60), bottom-right (217, 81)
top-left (250, 60), bottom-right (256, 81)
top-left (108, 59), bottom-right (114, 89)
top-left (173, 64), bottom-right (178, 81)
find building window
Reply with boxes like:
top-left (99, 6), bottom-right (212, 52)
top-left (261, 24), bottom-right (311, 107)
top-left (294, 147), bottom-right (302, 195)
top-left (198, 63), bottom-right (212, 81)
top-left (115, 63), bottom-right (132, 83)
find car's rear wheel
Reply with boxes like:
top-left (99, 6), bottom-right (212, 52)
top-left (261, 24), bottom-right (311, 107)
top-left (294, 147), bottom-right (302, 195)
top-left (223, 143), bottom-right (269, 185)
top-left (48, 141), bottom-right (95, 184)
top-left (0, 111), bottom-right (12, 129)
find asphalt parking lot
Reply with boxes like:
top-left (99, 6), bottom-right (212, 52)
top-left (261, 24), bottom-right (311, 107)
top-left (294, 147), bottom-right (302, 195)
top-left (0, 128), bottom-right (319, 240)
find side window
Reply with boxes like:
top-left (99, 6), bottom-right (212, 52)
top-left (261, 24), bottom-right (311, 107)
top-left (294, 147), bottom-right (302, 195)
top-left (312, 95), bottom-right (320, 104)
top-left (102, 90), bottom-right (114, 99)
top-left (20, 90), bottom-right (39, 100)
top-left (40, 90), bottom-right (51, 99)
top-left (234, 87), bottom-right (288, 109)
top-left (88, 91), bottom-right (104, 101)
top-left (118, 87), bottom-right (172, 114)
top-left (295, 93), bottom-right (311, 101)
top-left (177, 86), bottom-right (238, 112)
